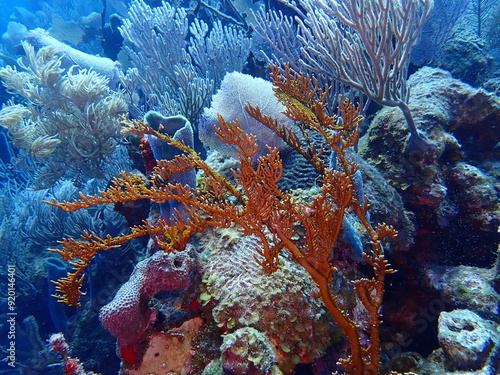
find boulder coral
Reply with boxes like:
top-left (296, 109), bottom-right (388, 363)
top-left (199, 232), bottom-right (337, 373)
top-left (220, 327), bottom-right (280, 375)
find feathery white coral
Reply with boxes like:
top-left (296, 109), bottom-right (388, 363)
top-left (0, 42), bottom-right (128, 188)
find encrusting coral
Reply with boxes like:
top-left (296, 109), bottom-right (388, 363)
top-left (200, 232), bottom-right (336, 372)
top-left (47, 64), bottom-right (396, 374)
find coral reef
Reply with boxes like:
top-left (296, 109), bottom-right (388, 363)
top-left (47, 65), bottom-right (395, 374)
top-left (359, 67), bottom-right (500, 260)
top-left (48, 332), bottom-right (98, 375)
top-left (125, 317), bottom-right (204, 375)
top-left (1, 21), bottom-right (29, 54)
top-left (433, 29), bottom-right (495, 87)
top-left (410, 0), bottom-right (470, 66)
top-left (26, 28), bottom-right (121, 84)
top-left (3, 0), bottom-right (500, 374)
top-left (350, 152), bottom-right (416, 253)
top-left (254, 0), bottom-right (435, 153)
top-left (12, 178), bottom-right (128, 251)
top-left (118, 0), bottom-right (251, 124)
top-left (446, 162), bottom-right (499, 232)
top-left (220, 327), bottom-right (280, 375)
top-left (359, 65), bottom-right (500, 375)
top-left (1, 315), bottom-right (60, 372)
top-left (200, 233), bottom-right (336, 372)
top-left (437, 310), bottom-right (499, 372)
top-left (361, 66), bottom-right (500, 178)
top-left (425, 265), bottom-right (500, 314)
top-left (429, 0), bottom-right (500, 88)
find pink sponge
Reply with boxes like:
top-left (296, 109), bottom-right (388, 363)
top-left (99, 246), bottom-right (195, 350)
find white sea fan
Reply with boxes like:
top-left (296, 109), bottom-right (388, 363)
top-left (199, 71), bottom-right (293, 159)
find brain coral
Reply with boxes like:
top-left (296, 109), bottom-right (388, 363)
top-left (199, 231), bottom-right (336, 372)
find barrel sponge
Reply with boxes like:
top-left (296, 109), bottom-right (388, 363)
top-left (199, 72), bottom-right (293, 159)
top-left (99, 246), bottom-right (195, 348)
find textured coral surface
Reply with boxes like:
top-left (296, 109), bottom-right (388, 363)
top-left (200, 231), bottom-right (336, 372)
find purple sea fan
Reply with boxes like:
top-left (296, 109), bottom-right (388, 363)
top-left (199, 71), bottom-right (293, 159)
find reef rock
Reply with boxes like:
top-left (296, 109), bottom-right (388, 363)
top-left (437, 309), bottom-right (499, 371)
top-left (360, 67), bottom-right (500, 263)
top-left (360, 67), bottom-right (500, 189)
top-left (125, 317), bottom-right (204, 375)
top-left (425, 265), bottom-right (500, 315)
top-left (350, 151), bottom-right (415, 252)
top-left (434, 29), bottom-right (495, 87)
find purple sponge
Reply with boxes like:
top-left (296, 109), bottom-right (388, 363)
top-left (99, 246), bottom-right (195, 350)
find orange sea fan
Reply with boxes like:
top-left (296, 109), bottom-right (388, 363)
top-left (47, 64), bottom-right (395, 375)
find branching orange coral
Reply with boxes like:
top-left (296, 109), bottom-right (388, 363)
top-left (244, 64), bottom-right (396, 374)
top-left (47, 64), bottom-right (395, 374)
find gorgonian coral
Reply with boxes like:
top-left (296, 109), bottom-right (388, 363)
top-left (0, 42), bottom-right (127, 188)
top-left (47, 65), bottom-right (396, 374)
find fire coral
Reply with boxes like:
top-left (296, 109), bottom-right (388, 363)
top-left (47, 65), bottom-right (396, 374)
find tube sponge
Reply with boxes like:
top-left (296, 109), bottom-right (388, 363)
top-left (99, 246), bottom-right (195, 350)
top-left (144, 112), bottom-right (196, 221)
